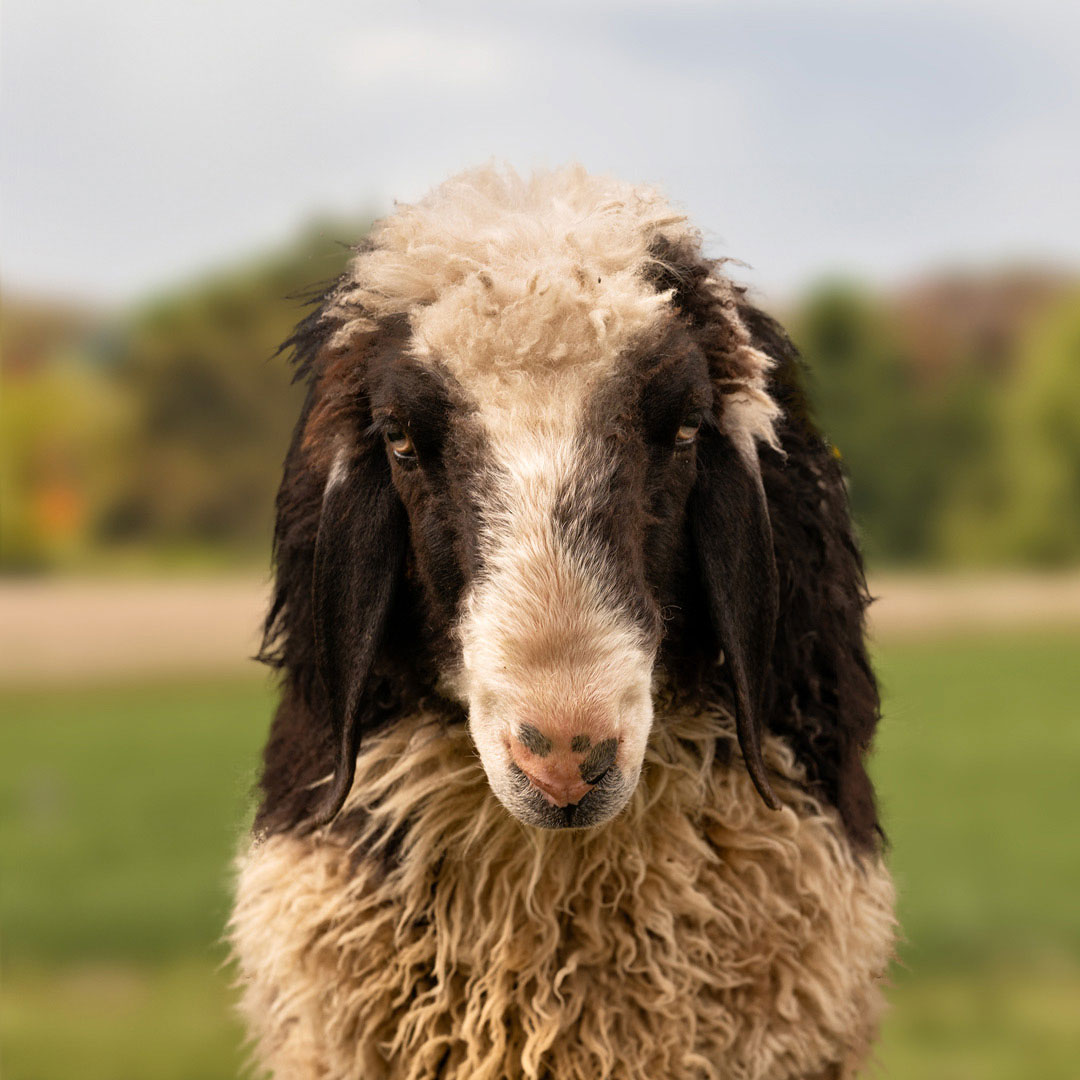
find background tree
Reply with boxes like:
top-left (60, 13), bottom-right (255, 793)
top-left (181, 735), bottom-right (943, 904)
top-left (100, 222), bottom-right (366, 562)
top-left (938, 291), bottom-right (1080, 565)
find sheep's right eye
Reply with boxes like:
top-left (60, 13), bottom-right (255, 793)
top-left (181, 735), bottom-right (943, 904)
top-left (675, 411), bottom-right (704, 448)
top-left (385, 424), bottom-right (416, 461)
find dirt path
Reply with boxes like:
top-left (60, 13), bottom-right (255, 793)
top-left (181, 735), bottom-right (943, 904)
top-left (3, 572), bottom-right (1080, 684)
top-left (867, 572), bottom-right (1080, 641)
top-left (0, 577), bottom-right (269, 684)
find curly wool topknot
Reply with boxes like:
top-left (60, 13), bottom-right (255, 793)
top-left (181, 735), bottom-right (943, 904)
top-left (322, 164), bottom-right (780, 457)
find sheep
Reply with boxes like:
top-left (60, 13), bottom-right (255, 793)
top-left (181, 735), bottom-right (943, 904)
top-left (229, 164), bottom-right (895, 1080)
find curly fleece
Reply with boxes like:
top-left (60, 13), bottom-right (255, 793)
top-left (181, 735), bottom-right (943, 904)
top-left (321, 164), bottom-right (780, 461)
top-left (231, 706), bottom-right (894, 1080)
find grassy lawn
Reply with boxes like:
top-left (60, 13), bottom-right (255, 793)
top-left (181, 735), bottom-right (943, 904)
top-left (873, 630), bottom-right (1080, 970)
top-left (1, 961), bottom-right (244, 1080)
top-left (1, 677), bottom-right (274, 966)
top-left (2, 631), bottom-right (1078, 1078)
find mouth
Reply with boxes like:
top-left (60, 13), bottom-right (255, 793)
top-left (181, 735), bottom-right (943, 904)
top-left (504, 760), bottom-right (632, 829)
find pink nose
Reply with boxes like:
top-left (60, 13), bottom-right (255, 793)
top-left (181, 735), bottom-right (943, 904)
top-left (509, 725), bottom-right (619, 808)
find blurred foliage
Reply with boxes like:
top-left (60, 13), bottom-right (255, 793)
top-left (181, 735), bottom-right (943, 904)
top-left (1, 220), bottom-right (363, 571)
top-left (793, 286), bottom-right (937, 562)
top-left (791, 274), bottom-right (1080, 566)
top-left (1, 361), bottom-right (135, 568)
top-left (936, 292), bottom-right (1080, 565)
top-left (101, 228), bottom-right (359, 556)
top-left (2, 234), bottom-right (1079, 571)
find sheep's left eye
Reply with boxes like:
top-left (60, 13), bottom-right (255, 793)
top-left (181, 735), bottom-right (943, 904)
top-left (385, 424), bottom-right (416, 460)
top-left (675, 412), bottom-right (703, 447)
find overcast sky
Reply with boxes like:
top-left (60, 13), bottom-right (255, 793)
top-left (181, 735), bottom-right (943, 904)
top-left (3, 0), bottom-right (1079, 304)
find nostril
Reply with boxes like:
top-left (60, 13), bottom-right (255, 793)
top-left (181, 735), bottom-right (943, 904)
top-left (581, 763), bottom-right (612, 786)
top-left (578, 737), bottom-right (618, 784)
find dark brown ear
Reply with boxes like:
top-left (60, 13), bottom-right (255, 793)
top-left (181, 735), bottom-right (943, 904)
top-left (309, 439), bottom-right (407, 825)
top-left (647, 243), bottom-right (881, 847)
top-left (742, 302), bottom-right (883, 850)
top-left (253, 303), bottom-right (413, 835)
top-left (690, 428), bottom-right (781, 810)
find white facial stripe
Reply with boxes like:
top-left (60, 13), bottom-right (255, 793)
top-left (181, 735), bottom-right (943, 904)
top-left (456, 391), bottom-right (656, 820)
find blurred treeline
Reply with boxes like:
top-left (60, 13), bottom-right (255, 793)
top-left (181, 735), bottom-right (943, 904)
top-left (1, 223), bottom-right (362, 571)
top-left (792, 273), bottom-right (1080, 566)
top-left (2, 228), bottom-right (1079, 572)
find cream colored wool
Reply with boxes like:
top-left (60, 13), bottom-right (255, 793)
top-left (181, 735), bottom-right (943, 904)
top-left (231, 708), bottom-right (894, 1080)
top-left (322, 164), bottom-right (780, 460)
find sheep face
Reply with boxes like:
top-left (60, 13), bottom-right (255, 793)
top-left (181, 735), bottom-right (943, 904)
top-left (361, 317), bottom-right (714, 829)
top-left (291, 166), bottom-right (784, 833)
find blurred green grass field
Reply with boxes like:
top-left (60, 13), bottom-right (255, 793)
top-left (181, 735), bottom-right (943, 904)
top-left (2, 631), bottom-right (1079, 1079)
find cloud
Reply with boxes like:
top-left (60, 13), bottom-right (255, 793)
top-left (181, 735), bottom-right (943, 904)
top-left (334, 25), bottom-right (515, 90)
top-left (3, 0), bottom-right (1077, 301)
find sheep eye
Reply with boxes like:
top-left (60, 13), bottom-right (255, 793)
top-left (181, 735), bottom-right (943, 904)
top-left (675, 411), bottom-right (703, 448)
top-left (384, 423), bottom-right (416, 461)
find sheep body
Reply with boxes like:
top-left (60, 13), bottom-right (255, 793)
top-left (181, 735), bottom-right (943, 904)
top-left (232, 708), bottom-right (892, 1079)
top-left (231, 164), bottom-right (895, 1078)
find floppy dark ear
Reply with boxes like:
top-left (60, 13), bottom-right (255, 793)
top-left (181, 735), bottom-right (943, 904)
top-left (690, 429), bottom-right (781, 810)
top-left (742, 302), bottom-right (883, 850)
top-left (309, 440), bottom-right (407, 825)
top-left (648, 243), bottom-right (881, 847)
top-left (253, 302), bottom-right (411, 835)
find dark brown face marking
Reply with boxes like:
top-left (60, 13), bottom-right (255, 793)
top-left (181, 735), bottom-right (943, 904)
top-left (517, 723), bottom-right (553, 757)
top-left (579, 738), bottom-right (618, 784)
top-left (364, 349), bottom-right (494, 669)
top-left (570, 734), bottom-right (591, 754)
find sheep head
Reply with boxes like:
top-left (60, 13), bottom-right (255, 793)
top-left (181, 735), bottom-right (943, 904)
top-left (275, 165), bottom-right (784, 831)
